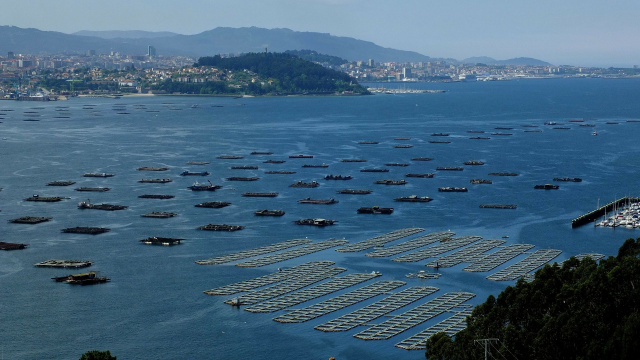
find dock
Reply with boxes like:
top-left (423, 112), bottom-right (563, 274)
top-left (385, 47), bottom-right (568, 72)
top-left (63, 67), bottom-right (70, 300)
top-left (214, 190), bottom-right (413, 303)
top-left (395, 309), bottom-right (472, 350)
top-left (393, 236), bottom-right (482, 263)
top-left (204, 261), bottom-right (335, 295)
top-left (195, 239), bottom-right (312, 265)
top-left (273, 280), bottom-right (405, 323)
top-left (366, 231), bottom-right (454, 258)
top-left (244, 272), bottom-right (382, 313)
top-left (424, 239), bottom-right (505, 268)
top-left (314, 287), bottom-right (438, 332)
top-left (336, 228), bottom-right (424, 253)
top-left (236, 239), bottom-right (349, 267)
top-left (463, 244), bottom-right (535, 272)
top-left (353, 292), bottom-right (476, 340)
top-left (223, 266), bottom-right (347, 306)
top-left (571, 196), bottom-right (640, 228)
top-left (487, 249), bottom-right (562, 281)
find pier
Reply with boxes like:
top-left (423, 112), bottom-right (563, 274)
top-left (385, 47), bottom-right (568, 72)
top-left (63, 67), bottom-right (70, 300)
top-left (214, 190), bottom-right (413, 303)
top-left (571, 196), bottom-right (640, 228)
top-left (273, 280), bottom-right (405, 323)
top-left (315, 287), bottom-right (439, 332)
top-left (353, 292), bottom-right (476, 340)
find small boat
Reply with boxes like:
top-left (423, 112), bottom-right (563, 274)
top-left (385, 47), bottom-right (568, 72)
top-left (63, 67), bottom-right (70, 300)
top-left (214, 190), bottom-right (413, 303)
top-left (592, 131), bottom-right (598, 136)
top-left (294, 218), bottom-right (336, 226)
top-left (534, 184), bottom-right (559, 190)
top-left (298, 197), bottom-right (338, 205)
top-left (180, 170), bottom-right (210, 176)
top-left (357, 206), bottom-right (394, 214)
top-left (140, 237), bottom-right (183, 245)
top-left (78, 200), bottom-right (128, 211)
top-left (195, 201), bottom-right (231, 208)
top-left (47, 180), bottom-right (75, 186)
top-left (394, 195), bottom-right (433, 202)
top-left (197, 224), bottom-right (245, 231)
top-left (289, 181), bottom-right (319, 188)
top-left (52, 271), bottom-right (109, 285)
top-left (324, 174), bottom-right (352, 180)
top-left (83, 173), bottom-right (114, 177)
top-left (188, 181), bottom-right (221, 191)
top-left (254, 209), bottom-right (285, 216)
top-left (61, 227), bottom-right (110, 235)
top-left (242, 192), bottom-right (278, 197)
top-left (141, 211), bottom-right (177, 218)
top-left (336, 189), bottom-right (372, 195)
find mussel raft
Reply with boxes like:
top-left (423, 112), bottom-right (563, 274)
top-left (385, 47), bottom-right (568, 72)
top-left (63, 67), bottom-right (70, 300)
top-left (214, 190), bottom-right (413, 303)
top-left (294, 218), bottom-right (336, 226)
top-left (141, 212), bottom-right (177, 218)
top-left (195, 201), bottom-right (231, 208)
top-left (61, 227), bottom-right (110, 234)
top-left (140, 237), bottom-right (183, 245)
top-left (9, 216), bottom-right (52, 224)
top-left (197, 224), bottom-right (245, 231)
top-left (254, 209), bottom-right (285, 216)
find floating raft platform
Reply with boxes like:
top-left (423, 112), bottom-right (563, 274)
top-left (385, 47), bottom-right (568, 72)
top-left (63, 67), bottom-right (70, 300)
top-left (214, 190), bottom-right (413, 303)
top-left (337, 228), bottom-right (424, 253)
top-left (24, 196), bottom-right (68, 202)
top-left (353, 292), bottom-right (476, 340)
top-left (273, 280), bottom-right (405, 323)
top-left (315, 286), bottom-right (438, 332)
top-left (9, 216), bottom-right (52, 224)
top-left (393, 236), bottom-right (482, 263)
top-left (244, 272), bottom-right (381, 313)
top-left (487, 249), bottom-right (562, 281)
top-left (479, 204), bottom-right (517, 209)
top-left (141, 211), bottom-right (177, 218)
top-left (366, 231), bottom-right (454, 258)
top-left (236, 239), bottom-right (349, 267)
top-left (61, 227), bottom-right (110, 235)
top-left (395, 309), bottom-right (472, 350)
top-left (35, 259), bottom-right (93, 268)
top-left (140, 237), bottom-right (184, 245)
top-left (204, 261), bottom-right (335, 295)
top-left (47, 180), bottom-right (75, 186)
top-left (0, 241), bottom-right (29, 250)
top-left (138, 194), bottom-right (175, 199)
top-left (571, 196), bottom-right (640, 228)
top-left (424, 239), bottom-right (506, 268)
top-left (224, 266), bottom-right (347, 306)
top-left (463, 244), bottom-right (535, 272)
top-left (196, 239), bottom-right (312, 265)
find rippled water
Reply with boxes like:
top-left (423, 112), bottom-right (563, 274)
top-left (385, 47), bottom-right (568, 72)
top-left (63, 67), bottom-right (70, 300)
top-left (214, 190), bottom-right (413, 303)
top-left (1, 78), bottom-right (640, 360)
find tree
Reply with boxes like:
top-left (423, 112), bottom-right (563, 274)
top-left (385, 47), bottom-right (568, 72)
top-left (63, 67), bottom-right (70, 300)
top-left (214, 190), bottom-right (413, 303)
top-left (79, 350), bottom-right (116, 360)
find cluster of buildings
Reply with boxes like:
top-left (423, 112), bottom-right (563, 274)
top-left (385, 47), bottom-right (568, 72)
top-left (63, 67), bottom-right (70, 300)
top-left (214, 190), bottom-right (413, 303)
top-left (1, 49), bottom-right (638, 99)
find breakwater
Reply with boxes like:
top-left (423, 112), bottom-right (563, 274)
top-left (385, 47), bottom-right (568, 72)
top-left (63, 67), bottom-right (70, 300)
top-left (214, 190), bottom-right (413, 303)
top-left (571, 197), bottom-right (640, 228)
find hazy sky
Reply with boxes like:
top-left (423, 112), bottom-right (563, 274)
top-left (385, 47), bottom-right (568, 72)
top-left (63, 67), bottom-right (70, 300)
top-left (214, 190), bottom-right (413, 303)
top-left (2, 0), bottom-right (639, 67)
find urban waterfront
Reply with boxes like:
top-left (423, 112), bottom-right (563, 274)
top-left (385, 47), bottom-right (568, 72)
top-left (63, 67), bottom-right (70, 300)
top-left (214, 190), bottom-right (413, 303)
top-left (1, 77), bottom-right (640, 359)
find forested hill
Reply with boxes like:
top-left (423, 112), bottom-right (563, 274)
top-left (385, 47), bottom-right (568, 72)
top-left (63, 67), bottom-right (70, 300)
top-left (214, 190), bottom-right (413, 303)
top-left (426, 237), bottom-right (640, 360)
top-left (194, 52), bottom-right (368, 95)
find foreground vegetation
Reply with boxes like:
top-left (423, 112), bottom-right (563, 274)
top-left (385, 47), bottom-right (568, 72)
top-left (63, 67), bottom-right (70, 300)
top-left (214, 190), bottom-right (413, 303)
top-left (426, 237), bottom-right (640, 360)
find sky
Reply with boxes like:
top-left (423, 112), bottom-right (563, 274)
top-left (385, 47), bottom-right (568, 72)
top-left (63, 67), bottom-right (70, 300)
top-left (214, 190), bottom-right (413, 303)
top-left (2, 0), bottom-right (639, 67)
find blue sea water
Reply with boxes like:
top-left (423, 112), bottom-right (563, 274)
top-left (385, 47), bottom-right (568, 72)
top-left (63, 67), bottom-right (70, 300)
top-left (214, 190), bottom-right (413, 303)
top-left (1, 78), bottom-right (640, 360)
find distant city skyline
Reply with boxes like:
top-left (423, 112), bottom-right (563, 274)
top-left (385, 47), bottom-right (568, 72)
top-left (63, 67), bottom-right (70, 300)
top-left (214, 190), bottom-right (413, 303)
top-left (3, 0), bottom-right (639, 67)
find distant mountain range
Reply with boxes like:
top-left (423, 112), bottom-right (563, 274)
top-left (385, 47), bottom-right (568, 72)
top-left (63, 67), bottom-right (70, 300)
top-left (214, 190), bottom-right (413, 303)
top-left (461, 56), bottom-right (551, 66)
top-left (0, 25), bottom-right (552, 65)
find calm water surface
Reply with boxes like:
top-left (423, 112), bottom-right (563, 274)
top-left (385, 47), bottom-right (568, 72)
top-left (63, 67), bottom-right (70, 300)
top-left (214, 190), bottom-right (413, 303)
top-left (1, 78), bottom-right (640, 359)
